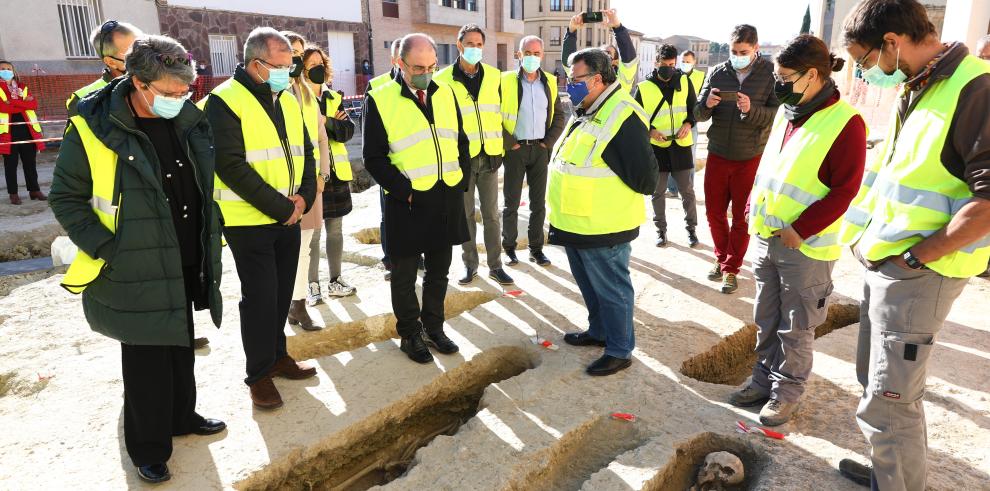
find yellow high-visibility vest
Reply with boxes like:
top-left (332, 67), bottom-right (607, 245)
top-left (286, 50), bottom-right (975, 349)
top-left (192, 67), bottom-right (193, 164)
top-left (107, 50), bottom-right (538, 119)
top-left (636, 74), bottom-right (694, 148)
top-left (687, 69), bottom-right (705, 96)
top-left (500, 69), bottom-right (557, 136)
top-left (435, 62), bottom-right (504, 157)
top-left (368, 71), bottom-right (395, 91)
top-left (65, 77), bottom-right (109, 109)
top-left (616, 59), bottom-right (639, 92)
top-left (321, 88), bottom-right (353, 181)
top-left (0, 86), bottom-right (42, 135)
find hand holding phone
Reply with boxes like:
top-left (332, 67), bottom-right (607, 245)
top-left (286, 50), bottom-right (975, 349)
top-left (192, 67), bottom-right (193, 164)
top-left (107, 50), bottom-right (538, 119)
top-left (719, 90), bottom-right (738, 102)
top-left (581, 11), bottom-right (603, 24)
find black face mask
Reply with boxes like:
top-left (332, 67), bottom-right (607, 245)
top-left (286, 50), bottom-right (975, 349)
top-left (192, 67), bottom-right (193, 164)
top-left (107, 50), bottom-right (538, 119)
top-left (655, 66), bottom-right (675, 81)
top-left (290, 56), bottom-right (304, 78)
top-left (307, 65), bottom-right (326, 85)
top-left (774, 70), bottom-right (807, 106)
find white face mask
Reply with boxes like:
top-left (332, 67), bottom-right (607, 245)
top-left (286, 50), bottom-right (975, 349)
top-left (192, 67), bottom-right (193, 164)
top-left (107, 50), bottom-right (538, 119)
top-left (680, 62), bottom-right (694, 73)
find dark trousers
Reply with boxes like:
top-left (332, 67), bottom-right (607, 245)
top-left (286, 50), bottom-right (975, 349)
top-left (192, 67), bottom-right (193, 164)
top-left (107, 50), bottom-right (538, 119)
top-left (502, 144), bottom-right (549, 252)
top-left (121, 292), bottom-right (198, 466)
top-left (390, 246), bottom-right (453, 338)
top-left (380, 188), bottom-right (391, 269)
top-left (223, 224), bottom-right (300, 385)
top-left (3, 143), bottom-right (40, 194)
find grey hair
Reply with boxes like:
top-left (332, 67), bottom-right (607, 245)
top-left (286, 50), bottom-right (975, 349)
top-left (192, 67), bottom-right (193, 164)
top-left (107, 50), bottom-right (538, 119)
top-left (518, 35), bottom-right (544, 52)
top-left (244, 27), bottom-right (291, 62)
top-left (125, 35), bottom-right (195, 85)
top-left (978, 34), bottom-right (990, 52)
top-left (90, 20), bottom-right (141, 58)
top-left (568, 48), bottom-right (616, 84)
top-left (399, 33), bottom-right (437, 61)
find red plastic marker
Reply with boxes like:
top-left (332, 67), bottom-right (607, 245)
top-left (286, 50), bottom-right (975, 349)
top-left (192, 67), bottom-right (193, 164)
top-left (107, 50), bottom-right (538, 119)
top-left (503, 289), bottom-right (526, 298)
top-left (611, 412), bottom-right (637, 422)
top-left (736, 420), bottom-right (785, 440)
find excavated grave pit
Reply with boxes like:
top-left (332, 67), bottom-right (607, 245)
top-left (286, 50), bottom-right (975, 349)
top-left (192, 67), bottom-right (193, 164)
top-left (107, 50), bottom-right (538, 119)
top-left (351, 227), bottom-right (381, 245)
top-left (680, 303), bottom-right (861, 386)
top-left (643, 432), bottom-right (770, 491)
top-left (287, 289), bottom-right (499, 361)
top-left (237, 346), bottom-right (540, 491)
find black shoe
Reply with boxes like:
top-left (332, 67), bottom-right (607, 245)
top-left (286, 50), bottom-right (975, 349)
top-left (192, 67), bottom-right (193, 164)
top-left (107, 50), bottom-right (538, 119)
top-left (504, 248), bottom-right (519, 266)
top-left (384, 270), bottom-right (392, 281)
top-left (586, 354), bottom-right (632, 376)
top-left (425, 330), bottom-right (459, 354)
top-left (417, 256), bottom-right (425, 270)
top-left (529, 249), bottom-right (551, 266)
top-left (191, 417), bottom-right (227, 436)
top-left (488, 268), bottom-right (514, 285)
top-left (400, 333), bottom-right (434, 363)
top-left (838, 458), bottom-right (872, 487)
top-left (563, 331), bottom-right (607, 347)
top-left (687, 228), bottom-right (699, 248)
top-left (656, 231), bottom-right (668, 247)
top-left (137, 463), bottom-right (171, 483)
top-left (458, 268), bottom-right (477, 285)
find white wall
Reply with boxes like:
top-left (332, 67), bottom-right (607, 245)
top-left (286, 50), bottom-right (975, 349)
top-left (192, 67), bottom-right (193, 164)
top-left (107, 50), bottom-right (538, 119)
top-left (167, 0), bottom-right (362, 23)
top-left (943, 0), bottom-right (990, 50)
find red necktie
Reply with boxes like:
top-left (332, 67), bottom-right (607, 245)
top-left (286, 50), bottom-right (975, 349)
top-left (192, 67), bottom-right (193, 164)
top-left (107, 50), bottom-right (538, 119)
top-left (417, 89), bottom-right (426, 106)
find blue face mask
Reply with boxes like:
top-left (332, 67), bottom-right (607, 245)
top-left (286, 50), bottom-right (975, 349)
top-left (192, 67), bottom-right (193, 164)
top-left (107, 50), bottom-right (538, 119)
top-left (565, 81), bottom-right (590, 107)
top-left (863, 45), bottom-right (907, 89)
top-left (462, 47), bottom-right (483, 66)
top-left (730, 53), bottom-right (753, 71)
top-left (0, 70), bottom-right (13, 82)
top-left (259, 60), bottom-right (291, 92)
top-left (521, 55), bottom-right (541, 74)
top-left (141, 86), bottom-right (186, 119)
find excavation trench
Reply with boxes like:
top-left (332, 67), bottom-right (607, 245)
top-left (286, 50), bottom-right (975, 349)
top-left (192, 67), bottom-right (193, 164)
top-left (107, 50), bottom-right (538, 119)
top-left (680, 303), bottom-right (861, 386)
top-left (238, 346), bottom-right (540, 491)
top-left (642, 432), bottom-right (770, 491)
top-left (287, 289), bottom-right (499, 362)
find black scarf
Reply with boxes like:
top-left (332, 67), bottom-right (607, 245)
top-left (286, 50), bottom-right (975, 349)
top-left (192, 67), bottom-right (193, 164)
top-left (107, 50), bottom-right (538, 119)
top-left (783, 78), bottom-right (836, 121)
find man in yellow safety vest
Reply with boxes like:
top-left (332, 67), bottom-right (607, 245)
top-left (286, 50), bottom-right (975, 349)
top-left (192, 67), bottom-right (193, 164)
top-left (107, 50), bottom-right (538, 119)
top-left (66, 19), bottom-right (140, 118)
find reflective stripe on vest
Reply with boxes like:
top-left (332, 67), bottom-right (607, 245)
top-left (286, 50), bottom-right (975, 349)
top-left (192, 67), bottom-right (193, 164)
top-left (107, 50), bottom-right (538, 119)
top-left (617, 60), bottom-right (639, 92)
top-left (435, 63), bottom-right (504, 157)
top-left (66, 77), bottom-right (109, 109)
top-left (60, 115), bottom-right (120, 294)
top-left (0, 86), bottom-right (42, 134)
top-left (209, 78), bottom-right (306, 227)
top-left (368, 80), bottom-right (463, 191)
top-left (322, 89), bottom-right (353, 181)
top-left (636, 74), bottom-right (694, 148)
top-left (500, 70), bottom-right (558, 135)
top-left (748, 100), bottom-right (861, 261)
top-left (548, 85), bottom-right (647, 235)
top-left (848, 55), bottom-right (990, 278)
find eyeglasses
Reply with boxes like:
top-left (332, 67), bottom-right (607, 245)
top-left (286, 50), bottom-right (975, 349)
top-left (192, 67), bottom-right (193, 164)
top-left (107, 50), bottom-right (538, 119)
top-left (773, 69), bottom-right (807, 84)
top-left (144, 82), bottom-right (190, 99)
top-left (256, 58), bottom-right (297, 72)
top-left (156, 52), bottom-right (193, 66)
top-left (567, 72), bottom-right (596, 84)
top-left (854, 47), bottom-right (877, 70)
top-left (401, 61), bottom-right (437, 75)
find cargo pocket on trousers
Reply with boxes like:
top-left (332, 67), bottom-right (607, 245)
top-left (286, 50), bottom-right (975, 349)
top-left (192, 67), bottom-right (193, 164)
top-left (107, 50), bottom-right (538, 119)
top-left (873, 331), bottom-right (935, 403)
top-left (799, 281), bottom-right (833, 329)
top-left (561, 178), bottom-right (594, 217)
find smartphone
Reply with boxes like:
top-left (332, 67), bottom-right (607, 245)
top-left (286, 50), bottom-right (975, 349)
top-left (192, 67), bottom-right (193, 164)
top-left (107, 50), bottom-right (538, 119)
top-left (582, 11), bottom-right (604, 23)
top-left (718, 90), bottom-right (738, 102)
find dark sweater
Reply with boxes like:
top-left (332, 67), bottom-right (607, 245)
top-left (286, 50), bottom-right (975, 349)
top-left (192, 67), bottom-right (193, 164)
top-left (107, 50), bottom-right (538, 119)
top-left (562, 24), bottom-right (637, 66)
top-left (694, 56), bottom-right (780, 161)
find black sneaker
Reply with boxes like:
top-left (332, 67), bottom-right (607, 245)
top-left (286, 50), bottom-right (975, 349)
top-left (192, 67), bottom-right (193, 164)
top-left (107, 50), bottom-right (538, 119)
top-left (563, 331), bottom-right (607, 347)
top-left (838, 458), bottom-right (872, 487)
top-left (400, 333), bottom-right (434, 363)
top-left (687, 228), bottom-right (699, 248)
top-left (458, 268), bottom-right (477, 285)
top-left (488, 268), bottom-right (514, 285)
top-left (504, 247), bottom-right (519, 266)
top-left (529, 249), bottom-right (551, 266)
top-left (656, 231), bottom-right (668, 248)
top-left (137, 463), bottom-right (171, 483)
top-left (425, 330), bottom-right (459, 354)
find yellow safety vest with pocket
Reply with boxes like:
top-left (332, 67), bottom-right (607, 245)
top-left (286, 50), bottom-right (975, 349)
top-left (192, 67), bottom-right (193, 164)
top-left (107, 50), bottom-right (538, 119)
top-left (321, 88), bottom-right (353, 181)
top-left (0, 86), bottom-right (42, 136)
top-left (435, 63), bottom-right (504, 158)
top-left (636, 74), bottom-right (694, 148)
top-left (501, 70), bottom-right (557, 136)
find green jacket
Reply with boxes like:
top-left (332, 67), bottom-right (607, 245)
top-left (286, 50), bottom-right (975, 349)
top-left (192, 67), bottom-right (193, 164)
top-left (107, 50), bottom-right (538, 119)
top-left (49, 77), bottom-right (223, 346)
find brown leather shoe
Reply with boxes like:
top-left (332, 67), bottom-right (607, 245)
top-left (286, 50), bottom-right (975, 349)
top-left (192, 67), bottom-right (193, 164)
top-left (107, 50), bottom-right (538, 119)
top-left (9, 194), bottom-right (22, 205)
top-left (28, 191), bottom-right (47, 201)
top-left (271, 355), bottom-right (317, 380)
top-left (249, 377), bottom-right (283, 410)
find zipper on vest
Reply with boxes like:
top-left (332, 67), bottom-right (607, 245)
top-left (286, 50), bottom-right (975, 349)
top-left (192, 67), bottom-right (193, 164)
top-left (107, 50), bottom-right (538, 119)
top-left (429, 123), bottom-right (442, 179)
top-left (280, 137), bottom-right (295, 196)
top-left (472, 97), bottom-right (485, 149)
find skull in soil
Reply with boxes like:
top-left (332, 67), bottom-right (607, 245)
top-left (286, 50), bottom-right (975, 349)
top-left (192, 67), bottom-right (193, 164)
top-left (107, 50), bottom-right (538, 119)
top-left (696, 451), bottom-right (745, 489)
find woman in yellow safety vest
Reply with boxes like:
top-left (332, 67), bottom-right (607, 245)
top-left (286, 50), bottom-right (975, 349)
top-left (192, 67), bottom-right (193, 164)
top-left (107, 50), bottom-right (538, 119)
top-left (0, 60), bottom-right (46, 204)
top-left (727, 35), bottom-right (867, 427)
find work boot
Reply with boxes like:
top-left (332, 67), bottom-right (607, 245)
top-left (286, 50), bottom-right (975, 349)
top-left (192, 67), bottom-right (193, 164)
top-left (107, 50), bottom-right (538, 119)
top-left (425, 329), bottom-right (459, 354)
top-left (29, 191), bottom-right (47, 201)
top-left (271, 355), bottom-right (317, 380)
top-left (586, 354), bottom-right (632, 376)
top-left (529, 249), bottom-right (551, 266)
top-left (707, 261), bottom-right (723, 281)
top-left (327, 277), bottom-right (356, 297)
top-left (504, 247), bottom-right (519, 266)
top-left (136, 463), bottom-right (171, 483)
top-left (458, 268), bottom-right (477, 285)
top-left (287, 300), bottom-right (319, 331)
top-left (400, 332), bottom-right (434, 364)
top-left (728, 385), bottom-right (770, 407)
top-left (9, 194), bottom-right (22, 205)
top-left (721, 273), bottom-right (738, 294)
top-left (249, 376), bottom-right (283, 410)
top-left (838, 458), bottom-right (872, 487)
top-left (307, 281), bottom-right (324, 306)
top-left (656, 231), bottom-right (668, 248)
top-left (759, 398), bottom-right (798, 426)
top-left (488, 268), bottom-right (514, 285)
top-left (687, 228), bottom-right (699, 248)
top-left (193, 337), bottom-right (210, 350)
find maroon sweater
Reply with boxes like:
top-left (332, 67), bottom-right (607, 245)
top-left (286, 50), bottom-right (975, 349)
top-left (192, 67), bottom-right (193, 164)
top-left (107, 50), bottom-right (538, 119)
top-left (782, 91), bottom-right (867, 239)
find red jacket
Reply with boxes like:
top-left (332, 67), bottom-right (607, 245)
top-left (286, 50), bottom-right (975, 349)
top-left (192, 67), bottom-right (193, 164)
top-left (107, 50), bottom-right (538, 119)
top-left (0, 81), bottom-right (45, 154)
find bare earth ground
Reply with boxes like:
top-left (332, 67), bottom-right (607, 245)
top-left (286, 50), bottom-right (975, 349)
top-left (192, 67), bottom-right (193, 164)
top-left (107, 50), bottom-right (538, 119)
top-left (1, 138), bottom-right (988, 490)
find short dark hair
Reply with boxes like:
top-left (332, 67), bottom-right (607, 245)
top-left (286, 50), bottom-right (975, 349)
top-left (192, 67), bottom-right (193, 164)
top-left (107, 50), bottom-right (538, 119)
top-left (777, 34), bottom-right (846, 81)
top-left (682, 50), bottom-right (696, 59)
top-left (658, 44), bottom-right (678, 62)
top-left (731, 24), bottom-right (759, 45)
top-left (568, 48), bottom-right (616, 84)
top-left (458, 24), bottom-right (486, 43)
top-left (842, 0), bottom-right (936, 49)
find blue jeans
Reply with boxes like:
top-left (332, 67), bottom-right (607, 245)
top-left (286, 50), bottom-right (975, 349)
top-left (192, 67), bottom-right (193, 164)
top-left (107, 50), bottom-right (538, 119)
top-left (564, 242), bottom-right (635, 359)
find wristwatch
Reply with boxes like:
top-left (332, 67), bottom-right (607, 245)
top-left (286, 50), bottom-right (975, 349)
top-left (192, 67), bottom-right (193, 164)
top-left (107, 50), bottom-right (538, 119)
top-left (902, 249), bottom-right (926, 270)
top-left (320, 172), bottom-right (330, 183)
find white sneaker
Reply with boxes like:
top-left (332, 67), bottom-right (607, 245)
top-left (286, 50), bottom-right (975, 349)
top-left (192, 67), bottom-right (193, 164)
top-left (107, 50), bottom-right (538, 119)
top-left (307, 282), bottom-right (324, 306)
top-left (327, 278), bottom-right (357, 297)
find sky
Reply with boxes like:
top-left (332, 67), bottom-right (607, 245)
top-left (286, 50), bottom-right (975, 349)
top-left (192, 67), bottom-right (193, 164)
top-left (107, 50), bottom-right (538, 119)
top-left (612, 0), bottom-right (813, 45)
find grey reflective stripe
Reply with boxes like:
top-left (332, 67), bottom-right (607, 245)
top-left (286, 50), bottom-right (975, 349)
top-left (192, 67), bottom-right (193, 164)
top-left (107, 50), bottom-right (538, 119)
top-left (91, 195), bottom-right (117, 215)
top-left (244, 145), bottom-right (306, 164)
top-left (873, 177), bottom-right (971, 216)
top-left (583, 100), bottom-right (649, 167)
top-left (754, 175), bottom-right (822, 207)
top-left (502, 112), bottom-right (518, 121)
top-left (289, 144), bottom-right (305, 156)
top-left (214, 187), bottom-right (290, 201)
top-left (868, 221), bottom-right (990, 254)
top-left (389, 128), bottom-right (434, 153)
top-left (401, 161), bottom-right (460, 180)
top-left (463, 103), bottom-right (502, 114)
top-left (862, 169), bottom-right (878, 188)
top-left (805, 232), bottom-right (839, 248)
top-left (552, 159), bottom-right (617, 178)
top-left (468, 130), bottom-right (503, 141)
top-left (844, 206), bottom-right (871, 227)
top-left (435, 128), bottom-right (459, 140)
top-left (962, 234), bottom-right (990, 254)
